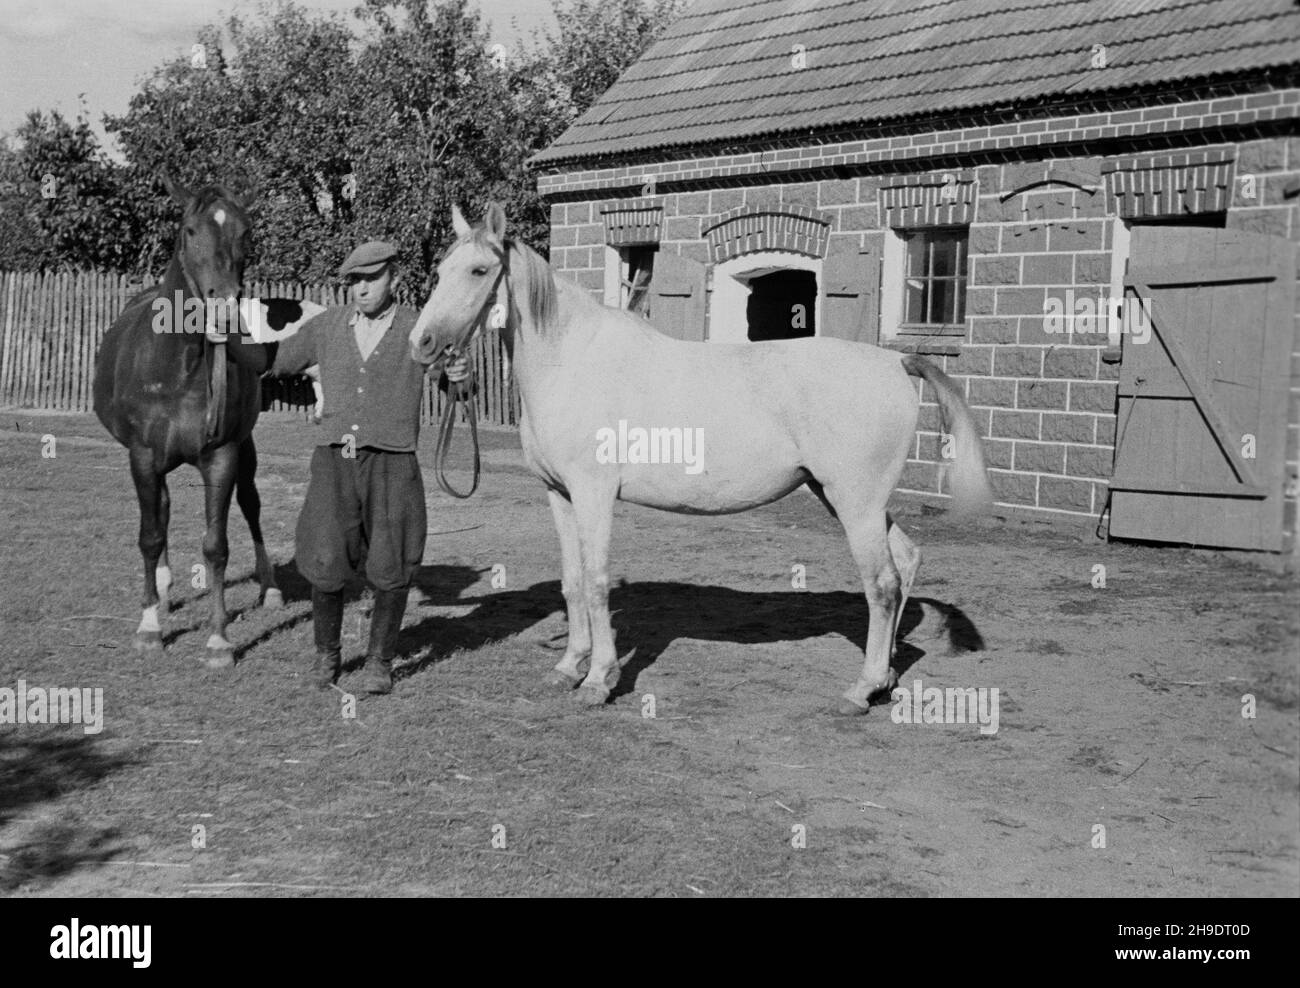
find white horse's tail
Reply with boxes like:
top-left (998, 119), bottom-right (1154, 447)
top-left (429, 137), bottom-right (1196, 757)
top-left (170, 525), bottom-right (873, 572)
top-left (901, 354), bottom-right (994, 517)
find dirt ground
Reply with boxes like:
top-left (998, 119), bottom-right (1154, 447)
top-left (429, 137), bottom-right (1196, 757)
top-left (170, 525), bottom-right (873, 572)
top-left (1, 409), bottom-right (1296, 897)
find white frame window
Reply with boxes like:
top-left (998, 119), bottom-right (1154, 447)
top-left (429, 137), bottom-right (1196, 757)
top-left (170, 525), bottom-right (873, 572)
top-left (882, 225), bottom-right (970, 340)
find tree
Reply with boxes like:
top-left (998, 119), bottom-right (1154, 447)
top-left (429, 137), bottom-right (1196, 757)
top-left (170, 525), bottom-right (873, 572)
top-left (539, 0), bottom-right (689, 121)
top-left (106, 6), bottom-right (359, 281)
top-left (0, 136), bottom-right (45, 271)
top-left (0, 110), bottom-right (136, 271)
top-left (349, 0), bottom-right (522, 290)
top-left (1, 0), bottom-right (689, 278)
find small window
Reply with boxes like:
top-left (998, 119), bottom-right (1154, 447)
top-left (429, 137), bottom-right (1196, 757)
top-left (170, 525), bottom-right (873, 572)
top-left (900, 227), bottom-right (967, 334)
top-left (621, 246), bottom-right (656, 317)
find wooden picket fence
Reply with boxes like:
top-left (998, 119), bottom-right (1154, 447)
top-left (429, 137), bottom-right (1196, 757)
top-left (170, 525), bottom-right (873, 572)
top-left (0, 269), bottom-right (522, 426)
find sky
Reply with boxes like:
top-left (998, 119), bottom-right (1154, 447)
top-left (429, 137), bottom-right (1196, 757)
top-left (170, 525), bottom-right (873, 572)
top-left (0, 0), bottom-right (558, 152)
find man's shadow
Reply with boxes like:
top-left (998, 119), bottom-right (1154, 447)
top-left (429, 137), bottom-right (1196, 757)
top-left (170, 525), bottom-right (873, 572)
top-left (395, 570), bottom-right (983, 697)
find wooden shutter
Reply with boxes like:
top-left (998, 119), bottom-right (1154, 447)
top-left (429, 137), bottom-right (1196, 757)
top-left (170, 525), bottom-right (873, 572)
top-left (647, 251), bottom-right (707, 342)
top-left (819, 234), bottom-right (882, 344)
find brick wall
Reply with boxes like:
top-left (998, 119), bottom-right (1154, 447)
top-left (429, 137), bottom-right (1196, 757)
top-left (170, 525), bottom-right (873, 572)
top-left (541, 89), bottom-right (1300, 551)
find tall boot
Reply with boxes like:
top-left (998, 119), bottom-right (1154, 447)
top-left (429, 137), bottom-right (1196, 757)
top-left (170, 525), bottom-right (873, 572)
top-left (357, 587), bottom-right (409, 694)
top-left (310, 587), bottom-right (344, 689)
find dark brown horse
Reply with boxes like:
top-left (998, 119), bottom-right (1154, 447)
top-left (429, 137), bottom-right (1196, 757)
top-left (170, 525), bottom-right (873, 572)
top-left (93, 177), bottom-right (280, 667)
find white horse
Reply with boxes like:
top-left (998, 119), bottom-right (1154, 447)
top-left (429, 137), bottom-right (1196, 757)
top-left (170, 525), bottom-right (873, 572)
top-left (241, 297), bottom-right (326, 419)
top-left (410, 204), bottom-right (993, 715)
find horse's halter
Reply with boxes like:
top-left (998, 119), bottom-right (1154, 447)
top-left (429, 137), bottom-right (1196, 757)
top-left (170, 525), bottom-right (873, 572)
top-left (433, 238), bottom-right (512, 500)
top-left (443, 238), bottom-right (512, 360)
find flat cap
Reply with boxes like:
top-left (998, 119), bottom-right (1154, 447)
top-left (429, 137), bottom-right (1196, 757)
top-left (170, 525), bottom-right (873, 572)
top-left (338, 240), bottom-right (398, 278)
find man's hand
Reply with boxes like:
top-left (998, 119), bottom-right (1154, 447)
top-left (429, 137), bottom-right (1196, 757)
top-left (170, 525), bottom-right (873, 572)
top-left (444, 348), bottom-right (470, 383)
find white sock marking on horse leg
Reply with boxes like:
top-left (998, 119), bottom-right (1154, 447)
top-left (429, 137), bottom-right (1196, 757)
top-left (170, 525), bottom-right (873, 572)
top-left (138, 606), bottom-right (160, 634)
top-left (206, 634), bottom-right (232, 651)
top-left (156, 565), bottom-right (172, 599)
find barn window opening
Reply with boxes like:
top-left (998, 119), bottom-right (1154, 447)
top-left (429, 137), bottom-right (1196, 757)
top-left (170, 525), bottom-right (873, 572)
top-left (901, 226), bottom-right (968, 332)
top-left (620, 245), bottom-right (656, 316)
top-left (746, 269), bottom-right (817, 341)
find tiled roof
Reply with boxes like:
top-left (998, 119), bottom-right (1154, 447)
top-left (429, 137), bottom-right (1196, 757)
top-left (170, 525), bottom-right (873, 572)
top-left (532, 0), bottom-right (1300, 167)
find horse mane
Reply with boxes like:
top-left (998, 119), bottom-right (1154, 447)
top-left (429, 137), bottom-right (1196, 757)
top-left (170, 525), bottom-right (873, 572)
top-left (501, 237), bottom-right (559, 336)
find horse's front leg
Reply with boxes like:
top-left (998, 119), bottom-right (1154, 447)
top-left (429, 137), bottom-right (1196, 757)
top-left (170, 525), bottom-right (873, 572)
top-left (128, 445), bottom-right (167, 652)
top-left (197, 442), bottom-right (240, 668)
top-left (568, 484), bottom-right (619, 707)
top-left (543, 487), bottom-right (591, 690)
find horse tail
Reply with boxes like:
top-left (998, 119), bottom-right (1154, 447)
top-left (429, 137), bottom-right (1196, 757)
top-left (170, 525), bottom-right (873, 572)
top-left (901, 354), bottom-right (994, 517)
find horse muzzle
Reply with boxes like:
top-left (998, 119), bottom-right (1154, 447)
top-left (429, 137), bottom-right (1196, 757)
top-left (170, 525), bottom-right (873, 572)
top-left (204, 296), bottom-right (242, 337)
top-left (410, 331), bottom-right (442, 364)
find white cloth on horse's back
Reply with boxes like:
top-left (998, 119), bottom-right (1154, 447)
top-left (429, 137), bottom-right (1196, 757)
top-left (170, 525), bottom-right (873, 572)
top-left (240, 297), bottom-right (328, 343)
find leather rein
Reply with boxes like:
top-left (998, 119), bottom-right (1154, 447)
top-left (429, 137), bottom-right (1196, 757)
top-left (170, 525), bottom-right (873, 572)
top-left (433, 242), bottom-right (510, 499)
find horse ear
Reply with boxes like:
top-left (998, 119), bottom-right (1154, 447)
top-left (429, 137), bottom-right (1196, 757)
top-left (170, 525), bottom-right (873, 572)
top-left (451, 204), bottom-right (472, 240)
top-left (161, 172), bottom-right (191, 207)
top-left (484, 202), bottom-right (507, 240)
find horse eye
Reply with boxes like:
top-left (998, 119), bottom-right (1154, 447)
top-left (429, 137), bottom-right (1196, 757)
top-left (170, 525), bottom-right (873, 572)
top-left (470, 267), bottom-right (487, 277)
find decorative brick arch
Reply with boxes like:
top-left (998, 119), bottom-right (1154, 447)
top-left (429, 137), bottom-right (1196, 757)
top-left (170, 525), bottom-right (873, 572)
top-left (703, 204), bottom-right (832, 263)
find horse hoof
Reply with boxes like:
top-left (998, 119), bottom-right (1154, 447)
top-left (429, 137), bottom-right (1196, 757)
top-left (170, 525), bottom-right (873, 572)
top-left (833, 697), bottom-right (871, 717)
top-left (202, 649), bottom-right (234, 670)
top-left (577, 684), bottom-right (610, 707)
top-left (203, 635), bottom-right (234, 669)
top-left (543, 669), bottom-right (581, 691)
top-left (133, 631), bottom-right (163, 654)
top-left (157, 598), bottom-right (170, 618)
top-left (263, 588), bottom-right (283, 610)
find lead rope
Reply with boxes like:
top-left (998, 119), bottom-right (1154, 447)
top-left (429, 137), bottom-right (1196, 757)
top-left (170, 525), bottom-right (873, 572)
top-left (179, 247), bottom-right (227, 445)
top-left (435, 371), bottom-right (480, 499)
top-left (433, 250), bottom-right (508, 499)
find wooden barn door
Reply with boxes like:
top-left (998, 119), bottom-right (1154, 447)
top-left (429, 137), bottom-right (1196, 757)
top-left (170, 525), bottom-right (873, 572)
top-left (647, 252), bottom-right (707, 341)
top-left (819, 234), bottom-right (883, 343)
top-left (1108, 227), bottom-right (1295, 551)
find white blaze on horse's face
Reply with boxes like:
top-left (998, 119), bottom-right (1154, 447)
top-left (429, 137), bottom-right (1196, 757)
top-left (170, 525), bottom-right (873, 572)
top-left (410, 204), bottom-right (508, 363)
top-left (178, 193), bottom-right (252, 331)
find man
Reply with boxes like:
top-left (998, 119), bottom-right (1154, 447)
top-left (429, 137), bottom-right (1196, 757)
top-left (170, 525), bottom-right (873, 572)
top-left (225, 241), bottom-right (468, 694)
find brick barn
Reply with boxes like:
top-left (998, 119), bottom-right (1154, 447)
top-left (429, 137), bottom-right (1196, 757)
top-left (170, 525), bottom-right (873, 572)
top-left (530, 0), bottom-right (1300, 559)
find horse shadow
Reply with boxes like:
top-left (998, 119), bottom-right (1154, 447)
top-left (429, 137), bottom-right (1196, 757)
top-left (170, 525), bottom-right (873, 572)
top-left (394, 575), bottom-right (984, 698)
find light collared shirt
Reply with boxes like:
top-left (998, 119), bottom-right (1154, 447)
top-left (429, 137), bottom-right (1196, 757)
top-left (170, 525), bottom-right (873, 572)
top-left (350, 302), bottom-right (398, 362)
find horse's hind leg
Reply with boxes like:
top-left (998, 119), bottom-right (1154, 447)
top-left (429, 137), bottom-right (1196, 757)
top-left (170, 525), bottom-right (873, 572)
top-left (888, 515), bottom-right (920, 645)
top-left (814, 485), bottom-right (919, 663)
top-left (156, 478), bottom-right (172, 616)
top-left (835, 502), bottom-right (902, 716)
top-left (544, 488), bottom-right (591, 690)
top-left (128, 445), bottom-right (167, 652)
top-left (197, 442), bottom-right (240, 668)
top-left (235, 435), bottom-right (282, 609)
